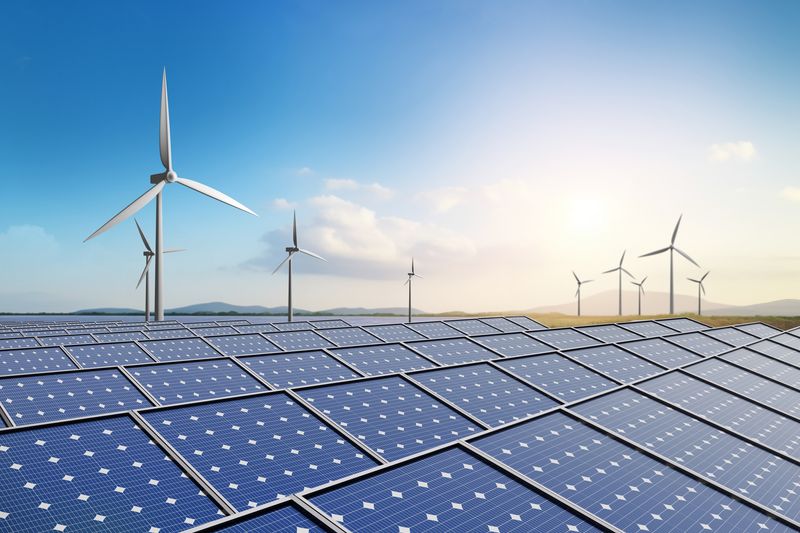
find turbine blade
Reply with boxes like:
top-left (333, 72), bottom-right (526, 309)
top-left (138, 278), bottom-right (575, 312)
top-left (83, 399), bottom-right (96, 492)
top-left (621, 268), bottom-right (635, 279)
top-left (619, 250), bottom-right (626, 267)
top-left (272, 253), bottom-right (293, 275)
top-left (136, 255), bottom-right (153, 289)
top-left (292, 210), bottom-right (298, 248)
top-left (572, 271), bottom-right (580, 284)
top-left (134, 218), bottom-right (152, 252)
top-left (671, 214), bottom-right (683, 245)
top-left (687, 278), bottom-right (699, 283)
top-left (701, 271), bottom-right (710, 281)
top-left (412, 257), bottom-right (415, 275)
top-left (641, 276), bottom-right (647, 284)
top-left (404, 278), bottom-right (410, 286)
top-left (298, 248), bottom-right (326, 262)
top-left (413, 274), bottom-right (423, 279)
top-left (673, 247), bottom-right (700, 267)
top-left (584, 279), bottom-right (593, 284)
top-left (701, 284), bottom-right (706, 295)
top-left (575, 288), bottom-right (580, 298)
top-left (85, 181), bottom-right (165, 242)
top-left (174, 177), bottom-right (258, 216)
top-left (164, 248), bottom-right (186, 253)
top-left (160, 69), bottom-right (172, 170)
top-left (639, 246), bottom-right (670, 258)
top-left (602, 268), bottom-right (618, 274)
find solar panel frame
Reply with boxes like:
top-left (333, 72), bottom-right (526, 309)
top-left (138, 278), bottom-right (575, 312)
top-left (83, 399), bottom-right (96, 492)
top-left (477, 316), bottom-right (527, 333)
top-left (184, 321), bottom-right (222, 328)
top-left (561, 344), bottom-right (667, 383)
top-left (505, 315), bottom-right (548, 330)
top-left (315, 327), bottom-right (385, 347)
top-left (655, 317), bottom-right (709, 332)
top-left (527, 328), bottom-right (603, 350)
top-left (733, 322), bottom-right (783, 339)
top-left (405, 336), bottom-right (501, 365)
top-left (701, 327), bottom-right (761, 347)
top-left (0, 345), bottom-right (79, 376)
top-left (472, 331), bottom-right (556, 357)
top-left (190, 326), bottom-right (241, 337)
top-left (233, 323), bottom-right (280, 334)
top-left (139, 336), bottom-right (224, 362)
top-left (215, 319), bottom-right (253, 326)
top-left (329, 342), bottom-right (438, 376)
top-left (771, 333), bottom-right (800, 352)
top-left (363, 323), bottom-right (428, 342)
top-left (616, 320), bottom-right (681, 338)
top-left (444, 318), bottom-right (504, 336)
top-left (721, 348), bottom-right (800, 389)
top-left (236, 349), bottom-right (362, 389)
top-left (661, 331), bottom-right (736, 357)
top-left (93, 330), bottom-right (149, 342)
top-left (144, 327), bottom-right (198, 340)
top-left (264, 330), bottom-right (337, 351)
top-left (64, 341), bottom-right (156, 368)
top-left (0, 336), bottom-right (41, 349)
top-left (617, 337), bottom-right (704, 368)
top-left (35, 333), bottom-right (98, 347)
top-left (747, 339), bottom-right (800, 366)
top-left (405, 320), bottom-right (465, 339)
top-left (575, 324), bottom-right (644, 343)
top-left (273, 321), bottom-right (317, 331)
top-left (205, 333), bottom-right (283, 356)
top-left (309, 319), bottom-right (353, 330)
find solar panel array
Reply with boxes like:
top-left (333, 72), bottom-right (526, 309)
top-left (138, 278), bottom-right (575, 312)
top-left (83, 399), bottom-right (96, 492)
top-left (1, 314), bottom-right (798, 531)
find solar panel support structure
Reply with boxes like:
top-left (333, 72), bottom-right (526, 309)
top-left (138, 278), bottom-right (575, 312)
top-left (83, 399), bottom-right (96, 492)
top-left (155, 191), bottom-right (164, 321)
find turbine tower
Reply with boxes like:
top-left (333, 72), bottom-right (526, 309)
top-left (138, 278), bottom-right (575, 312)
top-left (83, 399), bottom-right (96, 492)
top-left (405, 258), bottom-right (422, 323)
top-left (85, 69), bottom-right (257, 321)
top-left (687, 271), bottom-right (710, 315)
top-left (272, 211), bottom-right (326, 322)
top-left (572, 271), bottom-right (593, 317)
top-left (630, 276), bottom-right (647, 316)
top-left (134, 220), bottom-right (184, 322)
top-left (602, 251), bottom-right (634, 316)
top-left (639, 215), bottom-right (699, 315)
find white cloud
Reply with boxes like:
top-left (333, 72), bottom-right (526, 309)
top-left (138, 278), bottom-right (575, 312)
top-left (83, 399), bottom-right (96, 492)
top-left (272, 198), bottom-right (297, 210)
top-left (0, 225), bottom-right (58, 256)
top-left (415, 186), bottom-right (468, 213)
top-left (324, 178), bottom-right (359, 190)
top-left (708, 141), bottom-right (756, 162)
top-left (780, 186), bottom-right (800, 203)
top-left (324, 178), bottom-right (394, 199)
top-left (295, 166), bottom-right (314, 176)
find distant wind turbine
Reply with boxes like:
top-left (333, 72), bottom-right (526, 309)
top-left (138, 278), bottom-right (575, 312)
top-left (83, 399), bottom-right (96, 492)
top-left (134, 220), bottom-right (184, 322)
top-left (85, 69), bottom-right (257, 321)
top-left (603, 251), bottom-right (635, 316)
top-left (687, 271), bottom-right (710, 315)
top-left (630, 276), bottom-right (647, 316)
top-left (572, 271), bottom-right (593, 317)
top-left (405, 258), bottom-right (422, 323)
top-left (639, 215), bottom-right (699, 314)
top-left (272, 211), bottom-right (326, 322)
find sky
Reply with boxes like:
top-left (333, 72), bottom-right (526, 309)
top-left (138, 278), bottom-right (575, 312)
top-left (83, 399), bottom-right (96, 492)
top-left (1, 1), bottom-right (799, 313)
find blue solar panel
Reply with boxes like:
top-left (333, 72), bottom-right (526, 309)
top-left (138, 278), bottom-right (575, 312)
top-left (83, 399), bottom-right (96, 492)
top-left (364, 324), bottom-right (427, 342)
top-left (206, 334), bottom-right (282, 356)
top-left (185, 321), bottom-right (221, 328)
top-left (617, 320), bottom-right (678, 338)
top-left (0, 369), bottom-right (152, 424)
top-left (37, 334), bottom-right (97, 347)
top-left (655, 318), bottom-right (708, 332)
top-left (21, 328), bottom-right (57, 337)
top-left (0, 347), bottom-right (77, 375)
top-left (478, 317), bottom-right (527, 333)
top-left (663, 332), bottom-right (733, 356)
top-left (330, 343), bottom-right (436, 376)
top-left (576, 324), bottom-right (643, 343)
top-left (473, 411), bottom-right (792, 533)
top-left (747, 340), bottom-right (800, 366)
top-left (571, 388), bottom-right (800, 521)
top-left (233, 324), bottom-right (279, 334)
top-left (273, 321), bottom-right (315, 332)
top-left (0, 332), bottom-right (22, 339)
top-left (473, 333), bottom-right (553, 357)
top-left (300, 376), bottom-right (480, 461)
top-left (506, 316), bottom-right (547, 330)
top-left (140, 338), bottom-right (222, 362)
top-left (308, 445), bottom-right (603, 532)
top-left (0, 337), bottom-right (40, 349)
top-left (317, 327), bottom-right (383, 347)
top-left (702, 327), bottom-right (760, 347)
top-left (0, 414), bottom-right (223, 532)
top-left (773, 333), bottom-right (800, 352)
top-left (107, 325), bottom-right (148, 333)
top-left (187, 499), bottom-right (329, 532)
top-left (722, 349), bottom-right (800, 389)
top-left (445, 319), bottom-right (502, 336)
top-left (310, 319), bottom-right (352, 329)
top-left (94, 331), bottom-right (149, 342)
top-left (529, 329), bottom-right (600, 350)
top-left (264, 331), bottom-right (335, 351)
top-left (216, 320), bottom-right (252, 326)
top-left (564, 345), bottom-right (663, 383)
top-left (618, 338), bottom-right (703, 368)
top-left (191, 326), bottom-right (240, 337)
top-left (77, 327), bottom-right (111, 334)
top-left (408, 363), bottom-right (558, 426)
top-left (127, 359), bottom-right (267, 405)
top-left (494, 353), bottom-right (617, 402)
top-left (145, 328), bottom-right (197, 340)
top-left (141, 392), bottom-right (378, 511)
top-left (66, 342), bottom-right (155, 368)
top-left (406, 321), bottom-right (465, 339)
top-left (406, 338), bottom-right (497, 365)
top-left (735, 323), bottom-right (783, 339)
top-left (238, 350), bottom-right (360, 389)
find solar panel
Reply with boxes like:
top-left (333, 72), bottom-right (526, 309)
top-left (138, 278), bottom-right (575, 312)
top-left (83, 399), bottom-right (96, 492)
top-left (408, 363), bottom-right (558, 426)
top-left (141, 392), bottom-right (378, 511)
top-left (702, 327), bottom-right (760, 347)
top-left (405, 321), bottom-right (464, 339)
top-left (663, 332), bottom-right (733, 356)
top-left (148, 323), bottom-right (187, 331)
top-left (307, 445), bottom-right (604, 533)
top-left (310, 319), bottom-right (352, 329)
top-left (216, 320), bottom-right (252, 326)
top-left (264, 331), bottom-right (335, 351)
top-left (472, 411), bottom-right (792, 533)
top-left (478, 317), bottom-right (527, 333)
top-left (639, 372), bottom-right (800, 459)
top-left (0, 347), bottom-right (77, 376)
top-left (494, 353), bottom-right (618, 402)
top-left (37, 334), bottom-right (97, 347)
top-left (0, 337), bottom-right (40, 350)
top-left (0, 369), bottom-right (152, 424)
top-left (0, 414), bottom-right (223, 532)
top-left (273, 321), bottom-right (315, 332)
top-left (206, 334), bottom-right (282, 356)
top-left (655, 317), bottom-right (708, 332)
top-left (445, 319), bottom-right (502, 336)
top-left (773, 333), bottom-right (800, 352)
top-left (233, 324), bottom-right (279, 334)
top-left (363, 323), bottom-right (427, 342)
top-left (186, 498), bottom-right (332, 532)
top-left (618, 338), bottom-right (703, 368)
top-left (564, 345), bottom-right (663, 383)
top-left (238, 350), bottom-right (360, 389)
top-left (748, 340), bottom-right (800, 366)
top-left (473, 333), bottom-right (553, 357)
top-left (571, 388), bottom-right (800, 521)
top-left (528, 328), bottom-right (600, 350)
top-left (316, 327), bottom-right (383, 347)
top-left (299, 376), bottom-right (480, 461)
top-left (734, 323), bottom-right (783, 339)
top-left (127, 359), bottom-right (267, 405)
top-left (140, 338), bottom-right (222, 362)
top-left (145, 328), bottom-right (197, 340)
top-left (65, 342), bottom-right (155, 368)
top-left (330, 343), bottom-right (436, 376)
top-left (94, 331), bottom-right (149, 342)
top-left (506, 316), bottom-right (547, 330)
top-left (107, 325), bottom-right (148, 333)
top-left (406, 338), bottom-right (497, 365)
top-left (616, 320), bottom-right (678, 338)
top-left (191, 326), bottom-right (240, 337)
top-left (0, 332), bottom-right (22, 339)
top-left (185, 321), bottom-right (221, 328)
top-left (722, 349), bottom-right (800, 389)
top-left (576, 324), bottom-right (643, 343)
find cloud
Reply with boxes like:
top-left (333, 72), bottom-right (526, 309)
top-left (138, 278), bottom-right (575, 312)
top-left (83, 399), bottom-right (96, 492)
top-left (415, 186), bottom-right (468, 213)
top-left (324, 178), bottom-right (394, 199)
top-left (295, 166), bottom-right (314, 176)
top-left (0, 225), bottom-right (58, 256)
top-left (708, 141), bottom-right (756, 162)
top-left (272, 198), bottom-right (297, 210)
top-left (780, 186), bottom-right (800, 203)
top-left (324, 178), bottom-right (358, 190)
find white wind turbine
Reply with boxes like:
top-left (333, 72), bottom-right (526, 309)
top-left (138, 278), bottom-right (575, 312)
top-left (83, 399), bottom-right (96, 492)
top-left (572, 271), bottom-right (593, 317)
top-left (687, 271), bottom-right (710, 315)
top-left (272, 211), bottom-right (326, 322)
top-left (134, 219), bottom-right (184, 322)
top-left (603, 251), bottom-right (635, 316)
top-left (405, 258), bottom-right (422, 323)
top-left (639, 215), bottom-right (699, 314)
top-left (85, 69), bottom-right (257, 321)
top-left (630, 276), bottom-right (647, 316)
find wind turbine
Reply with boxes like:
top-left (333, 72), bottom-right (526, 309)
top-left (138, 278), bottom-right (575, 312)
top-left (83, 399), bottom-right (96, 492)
top-left (134, 220), bottom-right (184, 322)
top-left (405, 258), bottom-right (422, 323)
top-left (85, 69), bottom-right (257, 321)
top-left (272, 211), bottom-right (326, 322)
top-left (687, 271), bottom-right (710, 315)
top-left (602, 251), bottom-right (635, 316)
top-left (630, 276), bottom-right (647, 316)
top-left (572, 271), bottom-right (593, 317)
top-left (639, 215), bottom-right (699, 314)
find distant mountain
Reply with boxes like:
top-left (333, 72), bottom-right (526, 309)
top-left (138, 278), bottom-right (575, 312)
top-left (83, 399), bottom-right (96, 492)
top-left (702, 299), bottom-right (800, 317)
top-left (166, 302), bottom-right (298, 315)
top-left (73, 302), bottom-right (418, 316)
top-left (322, 306), bottom-right (424, 316)
top-left (74, 307), bottom-right (142, 314)
top-left (528, 289), bottom-right (732, 316)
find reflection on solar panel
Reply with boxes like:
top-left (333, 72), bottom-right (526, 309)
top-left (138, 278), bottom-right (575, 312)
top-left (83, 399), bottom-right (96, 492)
top-left (702, 327), bottom-right (760, 347)
top-left (529, 328), bottom-right (599, 350)
top-left (617, 320), bottom-right (678, 338)
top-left (233, 324), bottom-right (279, 334)
top-left (66, 342), bottom-right (154, 367)
top-left (94, 331), bottom-right (149, 343)
top-left (735, 323), bottom-right (783, 339)
top-left (478, 317), bottom-right (527, 333)
top-left (685, 358), bottom-right (800, 418)
top-left (656, 317), bottom-right (708, 332)
top-left (187, 498), bottom-right (330, 532)
top-left (364, 323), bottom-right (427, 342)
top-left (506, 316), bottom-right (547, 330)
top-left (618, 338), bottom-right (703, 368)
top-left (639, 372), bottom-right (800, 459)
top-left (0, 337), bottom-right (40, 349)
top-left (494, 353), bottom-right (617, 402)
top-left (406, 321), bottom-right (463, 339)
top-left (308, 445), bottom-right (603, 533)
top-left (407, 338), bottom-right (497, 365)
top-left (273, 321), bottom-right (315, 332)
top-left (264, 331), bottom-right (335, 351)
top-left (0, 369), bottom-right (151, 424)
top-left (473, 411), bottom-right (791, 532)
top-left (141, 392), bottom-right (378, 511)
top-left (205, 334), bottom-right (281, 356)
top-left (144, 328), bottom-right (197, 340)
top-left (576, 324), bottom-right (643, 343)
top-left (238, 350), bottom-right (359, 389)
top-left (571, 388), bottom-right (800, 521)
top-left (473, 333), bottom-right (553, 357)
top-left (310, 319), bottom-right (352, 329)
top-left (191, 326), bottom-right (239, 337)
top-left (409, 363), bottom-right (558, 426)
top-left (722, 349), bottom-right (800, 389)
top-left (0, 415), bottom-right (223, 532)
top-left (664, 332), bottom-right (732, 356)
top-left (330, 343), bottom-right (435, 375)
top-left (317, 327), bottom-right (383, 347)
top-left (140, 338), bottom-right (221, 362)
top-left (445, 319), bottom-right (502, 336)
top-left (564, 345), bottom-right (663, 383)
top-left (773, 333), bottom-right (800, 351)
top-left (747, 340), bottom-right (800, 365)
top-left (300, 376), bottom-right (480, 460)
top-left (0, 347), bottom-right (77, 375)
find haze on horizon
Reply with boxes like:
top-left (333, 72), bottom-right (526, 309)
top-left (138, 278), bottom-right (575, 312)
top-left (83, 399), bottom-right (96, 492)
top-left (1, 1), bottom-right (799, 314)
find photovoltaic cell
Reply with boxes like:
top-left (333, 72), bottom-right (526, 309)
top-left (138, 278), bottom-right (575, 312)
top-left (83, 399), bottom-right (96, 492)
top-left (66, 342), bottom-right (155, 367)
top-left (140, 338), bottom-right (221, 362)
top-left (94, 331), bottom-right (149, 342)
top-left (300, 376), bottom-right (480, 461)
top-left (273, 321), bottom-right (315, 332)
top-left (506, 316), bottom-right (547, 330)
top-left (188, 499), bottom-right (328, 532)
top-left (773, 333), bottom-right (800, 351)
top-left (0, 337), bottom-right (40, 350)
top-left (748, 340), bottom-right (800, 366)
top-left (141, 392), bottom-right (378, 511)
top-left (406, 321), bottom-right (464, 339)
top-left (528, 329), bottom-right (600, 350)
top-left (655, 318), bottom-right (708, 332)
top-left (364, 323), bottom-right (427, 342)
top-left (191, 326), bottom-right (240, 337)
top-left (564, 345), bottom-right (663, 383)
top-left (735, 323), bottom-right (783, 339)
top-left (145, 328), bottom-right (197, 340)
top-left (316, 327), bottom-right (383, 347)
top-left (233, 324), bottom-right (279, 334)
top-left (478, 317), bottom-right (527, 333)
top-left (473, 411), bottom-right (792, 533)
top-left (37, 334), bottom-right (97, 347)
top-left (0, 332), bottom-right (22, 339)
top-left (618, 338), bottom-right (703, 368)
top-left (0, 369), bottom-right (151, 424)
top-left (184, 321), bottom-right (220, 328)
top-left (663, 332), bottom-right (733, 357)
top-left (238, 350), bottom-right (359, 389)
top-left (576, 324), bottom-right (643, 343)
top-left (616, 320), bottom-right (678, 338)
top-left (206, 334), bottom-right (282, 356)
top-left (76, 327), bottom-right (111, 334)
top-left (444, 319), bottom-right (502, 336)
top-left (107, 325), bottom-right (147, 333)
top-left (310, 320), bottom-right (351, 329)
top-left (264, 331), bottom-right (335, 351)
top-left (216, 320), bottom-right (252, 326)
top-left (473, 333), bottom-right (553, 357)
top-left (722, 349), bottom-right (800, 389)
top-left (308, 445), bottom-right (603, 533)
top-left (330, 343), bottom-right (436, 375)
top-left (409, 363), bottom-right (558, 426)
top-left (406, 338), bottom-right (497, 365)
top-left (0, 347), bottom-right (77, 375)
top-left (0, 415), bottom-right (223, 532)
top-left (702, 327), bottom-right (760, 347)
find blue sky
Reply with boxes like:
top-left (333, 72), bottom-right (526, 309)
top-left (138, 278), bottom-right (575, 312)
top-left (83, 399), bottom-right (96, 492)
top-left (1, 1), bottom-right (799, 313)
